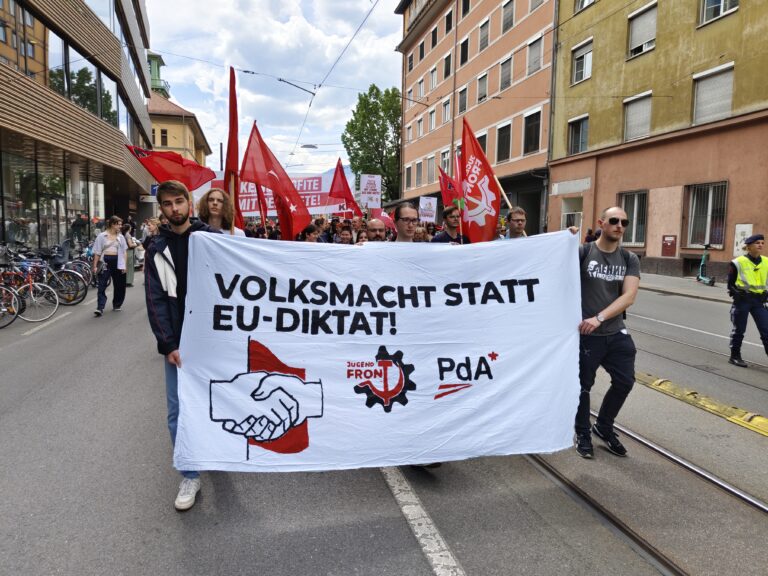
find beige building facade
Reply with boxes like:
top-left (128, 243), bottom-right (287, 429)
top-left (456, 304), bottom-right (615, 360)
top-left (548, 0), bottom-right (768, 276)
top-left (0, 0), bottom-right (153, 248)
top-left (396, 0), bottom-right (555, 232)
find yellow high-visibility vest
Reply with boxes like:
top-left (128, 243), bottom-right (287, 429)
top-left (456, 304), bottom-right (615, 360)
top-left (732, 255), bottom-right (768, 294)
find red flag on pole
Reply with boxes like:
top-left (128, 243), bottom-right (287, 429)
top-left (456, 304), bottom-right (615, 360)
top-left (239, 122), bottom-right (312, 241)
top-left (126, 146), bottom-right (215, 190)
top-left (460, 118), bottom-right (502, 243)
top-left (254, 182), bottom-right (269, 226)
top-left (328, 158), bottom-right (363, 217)
top-left (225, 67), bottom-right (244, 229)
top-left (370, 208), bottom-right (396, 231)
top-left (438, 166), bottom-right (461, 207)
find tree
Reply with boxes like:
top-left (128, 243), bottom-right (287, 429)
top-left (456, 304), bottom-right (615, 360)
top-left (341, 85), bottom-right (401, 202)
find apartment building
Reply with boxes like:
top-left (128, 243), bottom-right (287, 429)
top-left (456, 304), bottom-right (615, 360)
top-left (548, 0), bottom-right (767, 276)
top-left (395, 0), bottom-right (555, 232)
top-left (147, 52), bottom-right (211, 167)
top-left (0, 0), bottom-right (153, 248)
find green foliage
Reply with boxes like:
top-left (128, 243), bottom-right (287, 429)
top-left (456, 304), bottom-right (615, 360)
top-left (69, 67), bottom-right (98, 115)
top-left (341, 85), bottom-right (402, 202)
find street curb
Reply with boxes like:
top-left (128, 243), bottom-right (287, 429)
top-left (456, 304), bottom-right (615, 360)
top-left (635, 371), bottom-right (768, 437)
top-left (638, 286), bottom-right (731, 305)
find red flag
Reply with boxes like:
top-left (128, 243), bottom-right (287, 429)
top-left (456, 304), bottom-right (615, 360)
top-left (438, 166), bottom-right (461, 207)
top-left (254, 182), bottom-right (269, 225)
top-left (460, 118), bottom-right (502, 243)
top-left (370, 208), bottom-right (396, 230)
top-left (328, 159), bottom-right (363, 218)
top-left (126, 146), bottom-right (215, 190)
top-left (225, 67), bottom-right (244, 229)
top-left (239, 122), bottom-right (312, 241)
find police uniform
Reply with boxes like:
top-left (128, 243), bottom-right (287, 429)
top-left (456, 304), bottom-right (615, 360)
top-left (727, 234), bottom-right (768, 367)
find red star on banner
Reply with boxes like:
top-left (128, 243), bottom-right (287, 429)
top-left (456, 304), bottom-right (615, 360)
top-left (488, 352), bottom-right (499, 361)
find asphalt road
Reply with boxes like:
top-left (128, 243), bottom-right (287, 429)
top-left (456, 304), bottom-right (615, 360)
top-left (1, 283), bottom-right (765, 575)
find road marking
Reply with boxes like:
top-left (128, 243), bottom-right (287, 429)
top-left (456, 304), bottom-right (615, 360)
top-left (628, 313), bottom-right (760, 347)
top-left (380, 467), bottom-right (466, 576)
top-left (22, 311), bottom-right (72, 336)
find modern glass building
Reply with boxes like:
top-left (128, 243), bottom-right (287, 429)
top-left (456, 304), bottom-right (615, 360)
top-left (0, 0), bottom-right (153, 248)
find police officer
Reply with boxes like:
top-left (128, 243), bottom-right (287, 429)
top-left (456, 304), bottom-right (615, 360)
top-left (727, 234), bottom-right (768, 367)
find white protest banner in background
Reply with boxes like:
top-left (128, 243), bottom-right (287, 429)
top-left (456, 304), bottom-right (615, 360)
top-left (360, 174), bottom-right (382, 209)
top-left (175, 232), bottom-right (581, 473)
top-left (419, 196), bottom-right (437, 222)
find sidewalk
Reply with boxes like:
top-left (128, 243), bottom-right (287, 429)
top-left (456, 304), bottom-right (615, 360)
top-left (639, 272), bottom-right (731, 303)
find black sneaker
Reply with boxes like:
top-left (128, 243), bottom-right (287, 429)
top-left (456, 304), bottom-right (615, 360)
top-left (728, 356), bottom-right (748, 368)
top-left (592, 424), bottom-right (627, 457)
top-left (575, 432), bottom-right (594, 459)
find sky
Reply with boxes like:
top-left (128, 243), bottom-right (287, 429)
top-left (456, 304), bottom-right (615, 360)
top-left (145, 0), bottom-right (403, 175)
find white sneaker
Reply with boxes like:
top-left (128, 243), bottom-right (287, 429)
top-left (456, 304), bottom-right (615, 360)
top-left (174, 477), bottom-right (201, 511)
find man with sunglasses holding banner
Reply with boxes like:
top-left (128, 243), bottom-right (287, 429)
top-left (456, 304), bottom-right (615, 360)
top-left (574, 207), bottom-right (641, 459)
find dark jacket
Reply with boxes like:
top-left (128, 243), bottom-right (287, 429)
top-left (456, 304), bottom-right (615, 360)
top-left (144, 221), bottom-right (217, 355)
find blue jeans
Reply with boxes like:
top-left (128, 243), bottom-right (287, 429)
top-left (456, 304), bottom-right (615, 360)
top-left (165, 359), bottom-right (199, 479)
top-left (96, 255), bottom-right (126, 311)
top-left (575, 332), bottom-right (637, 435)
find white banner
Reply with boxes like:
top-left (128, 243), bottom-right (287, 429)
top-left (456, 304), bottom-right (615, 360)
top-left (360, 174), bottom-right (382, 209)
top-left (419, 197), bottom-right (437, 223)
top-left (175, 232), bottom-right (581, 472)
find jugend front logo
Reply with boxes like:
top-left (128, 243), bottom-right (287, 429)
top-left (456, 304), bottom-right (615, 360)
top-left (348, 346), bottom-right (416, 412)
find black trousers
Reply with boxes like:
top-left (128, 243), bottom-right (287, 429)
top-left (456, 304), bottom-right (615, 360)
top-left (97, 255), bottom-right (126, 311)
top-left (730, 295), bottom-right (768, 355)
top-left (575, 332), bottom-right (636, 435)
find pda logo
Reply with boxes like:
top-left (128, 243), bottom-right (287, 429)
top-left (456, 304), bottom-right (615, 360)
top-left (347, 346), bottom-right (416, 413)
top-left (434, 351), bottom-right (498, 399)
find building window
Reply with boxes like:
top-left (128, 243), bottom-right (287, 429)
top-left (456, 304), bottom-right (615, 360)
top-left (575, 0), bottom-right (595, 12)
top-left (523, 111), bottom-right (541, 154)
top-left (497, 124), bottom-right (511, 162)
top-left (458, 87), bottom-right (467, 113)
top-left (500, 58), bottom-right (512, 90)
top-left (619, 191), bottom-right (647, 245)
top-left (527, 38), bottom-right (542, 75)
top-left (530, 0), bottom-right (543, 11)
top-left (571, 40), bottom-right (592, 84)
top-left (419, 41), bottom-right (425, 61)
top-left (442, 99), bottom-right (451, 123)
top-left (47, 29), bottom-right (66, 96)
top-left (686, 182), bottom-right (727, 248)
top-left (479, 20), bottom-right (489, 52)
top-left (477, 74), bottom-right (487, 103)
top-left (441, 150), bottom-right (450, 171)
top-left (427, 156), bottom-right (436, 183)
top-left (417, 118), bottom-right (423, 137)
top-left (431, 27), bottom-right (438, 49)
top-left (568, 116), bottom-right (589, 155)
top-left (462, 0), bottom-right (471, 19)
top-left (0, 26), bottom-right (6, 44)
top-left (446, 10), bottom-right (453, 34)
top-left (477, 134), bottom-right (487, 153)
top-left (502, 1), bottom-right (514, 34)
top-left (418, 78), bottom-right (424, 97)
top-left (405, 166), bottom-right (412, 189)
top-left (624, 93), bottom-right (652, 140)
top-left (701, 0), bottom-right (739, 24)
top-left (68, 45), bottom-right (99, 115)
top-left (628, 5), bottom-right (656, 58)
top-left (25, 41), bottom-right (35, 59)
top-left (152, 128), bottom-right (156, 145)
top-left (100, 72), bottom-right (119, 127)
top-left (694, 66), bottom-right (733, 124)
top-left (416, 162), bottom-right (423, 187)
top-left (429, 109), bottom-right (436, 131)
top-left (443, 53), bottom-right (452, 79)
top-left (460, 38), bottom-right (469, 66)
top-left (407, 88), bottom-right (413, 107)
top-left (161, 129), bottom-right (168, 146)
top-left (407, 125), bottom-right (412, 142)
top-left (408, 53), bottom-right (413, 72)
top-left (430, 67), bottom-right (437, 90)
top-left (24, 10), bottom-right (34, 27)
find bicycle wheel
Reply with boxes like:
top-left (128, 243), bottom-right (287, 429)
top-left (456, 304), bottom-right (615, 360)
top-left (68, 261), bottom-right (92, 285)
top-left (49, 270), bottom-right (88, 305)
top-left (0, 285), bottom-right (19, 329)
top-left (16, 282), bottom-right (59, 322)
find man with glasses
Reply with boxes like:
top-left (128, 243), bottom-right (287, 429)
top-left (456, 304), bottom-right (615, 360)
top-left (366, 218), bottom-right (387, 242)
top-left (507, 207), bottom-right (528, 239)
top-left (393, 203), bottom-right (420, 242)
top-left (574, 206), bottom-right (640, 459)
top-left (430, 205), bottom-right (471, 244)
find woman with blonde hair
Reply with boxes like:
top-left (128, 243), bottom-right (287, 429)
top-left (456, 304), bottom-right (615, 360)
top-left (197, 187), bottom-right (245, 236)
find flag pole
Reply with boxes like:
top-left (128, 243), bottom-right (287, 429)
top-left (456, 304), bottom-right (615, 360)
top-left (229, 174), bottom-right (236, 234)
top-left (493, 174), bottom-right (513, 210)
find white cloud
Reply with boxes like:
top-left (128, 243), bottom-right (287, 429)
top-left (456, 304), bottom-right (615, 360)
top-left (146, 0), bottom-right (402, 172)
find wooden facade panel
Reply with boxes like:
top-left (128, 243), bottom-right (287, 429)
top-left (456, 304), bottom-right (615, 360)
top-left (120, 50), bottom-right (153, 141)
top-left (0, 65), bottom-right (152, 191)
top-left (118, 0), bottom-right (151, 92)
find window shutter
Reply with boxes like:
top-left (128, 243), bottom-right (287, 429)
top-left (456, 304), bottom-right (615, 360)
top-left (629, 7), bottom-right (656, 52)
top-left (694, 70), bottom-right (733, 124)
top-left (624, 97), bottom-right (651, 140)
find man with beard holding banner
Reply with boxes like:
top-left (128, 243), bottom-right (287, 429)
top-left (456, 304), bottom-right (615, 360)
top-left (145, 180), bottom-right (219, 511)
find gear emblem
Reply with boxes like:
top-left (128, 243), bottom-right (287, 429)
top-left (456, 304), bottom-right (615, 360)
top-left (354, 346), bottom-right (416, 412)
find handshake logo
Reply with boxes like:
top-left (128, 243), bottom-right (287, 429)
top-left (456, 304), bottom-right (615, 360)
top-left (210, 371), bottom-right (324, 442)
